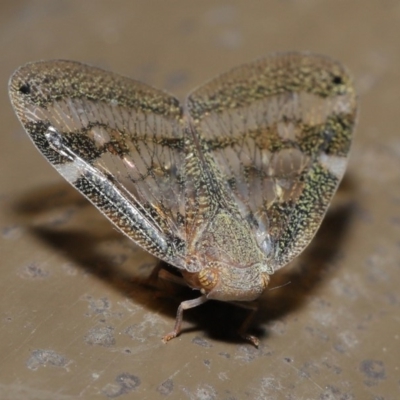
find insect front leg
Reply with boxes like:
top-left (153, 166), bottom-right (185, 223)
top-left (162, 295), bottom-right (208, 343)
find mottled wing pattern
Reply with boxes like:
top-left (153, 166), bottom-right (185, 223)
top-left (187, 53), bottom-right (357, 270)
top-left (9, 61), bottom-right (186, 267)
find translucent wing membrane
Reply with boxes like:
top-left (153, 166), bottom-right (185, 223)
top-left (187, 53), bottom-right (357, 270)
top-left (9, 61), bottom-right (186, 267)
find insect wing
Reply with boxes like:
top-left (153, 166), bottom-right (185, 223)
top-left (9, 61), bottom-right (187, 267)
top-left (186, 52), bottom-right (357, 270)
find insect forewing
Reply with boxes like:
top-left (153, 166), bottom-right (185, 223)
top-left (186, 52), bottom-right (357, 270)
top-left (9, 61), bottom-right (187, 267)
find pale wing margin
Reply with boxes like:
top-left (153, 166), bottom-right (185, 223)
top-left (9, 60), bottom-right (186, 267)
top-left (186, 52), bottom-right (357, 270)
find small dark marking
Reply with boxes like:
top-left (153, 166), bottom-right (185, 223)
top-left (332, 75), bottom-right (343, 85)
top-left (102, 373), bottom-right (141, 398)
top-left (19, 263), bottom-right (49, 279)
top-left (85, 326), bottom-right (116, 347)
top-left (87, 296), bottom-right (111, 315)
top-left (322, 361), bottom-right (342, 375)
top-left (333, 343), bottom-right (346, 353)
top-left (19, 83), bottom-right (30, 94)
top-left (305, 325), bottom-right (330, 342)
top-left (115, 373), bottom-right (141, 391)
top-left (234, 345), bottom-right (260, 363)
top-left (26, 349), bottom-right (69, 370)
top-left (319, 385), bottom-right (354, 400)
top-left (192, 336), bottom-right (213, 348)
top-left (157, 378), bottom-right (174, 396)
top-left (2, 224), bottom-right (22, 239)
top-left (360, 359), bottom-right (386, 381)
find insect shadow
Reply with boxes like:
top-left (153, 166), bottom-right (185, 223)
top-left (13, 176), bottom-right (356, 345)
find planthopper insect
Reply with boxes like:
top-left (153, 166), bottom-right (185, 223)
top-left (9, 53), bottom-right (357, 346)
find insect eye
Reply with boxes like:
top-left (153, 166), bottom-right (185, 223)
top-left (198, 268), bottom-right (219, 291)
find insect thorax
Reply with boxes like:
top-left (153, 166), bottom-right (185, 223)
top-left (182, 211), bottom-right (272, 302)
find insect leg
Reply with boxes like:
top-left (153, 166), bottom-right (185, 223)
top-left (162, 295), bottom-right (208, 343)
top-left (146, 262), bottom-right (187, 288)
top-left (230, 301), bottom-right (260, 347)
top-left (158, 269), bottom-right (187, 286)
top-left (145, 262), bottom-right (164, 287)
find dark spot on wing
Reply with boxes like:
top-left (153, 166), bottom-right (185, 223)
top-left (332, 75), bottom-right (343, 85)
top-left (19, 83), bottom-right (31, 95)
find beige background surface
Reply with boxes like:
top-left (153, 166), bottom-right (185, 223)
top-left (1, 1), bottom-right (399, 399)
